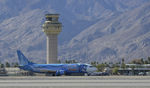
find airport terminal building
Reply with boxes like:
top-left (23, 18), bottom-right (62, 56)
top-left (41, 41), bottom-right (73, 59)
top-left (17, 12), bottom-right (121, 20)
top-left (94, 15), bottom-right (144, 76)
top-left (118, 64), bottom-right (150, 75)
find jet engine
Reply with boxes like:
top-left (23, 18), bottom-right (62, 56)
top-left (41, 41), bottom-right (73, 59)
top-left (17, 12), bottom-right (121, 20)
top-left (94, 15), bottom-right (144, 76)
top-left (56, 70), bottom-right (65, 76)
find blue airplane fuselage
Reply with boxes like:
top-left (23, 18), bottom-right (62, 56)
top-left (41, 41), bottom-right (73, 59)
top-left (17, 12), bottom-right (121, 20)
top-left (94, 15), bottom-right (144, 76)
top-left (17, 50), bottom-right (97, 76)
top-left (19, 63), bottom-right (87, 75)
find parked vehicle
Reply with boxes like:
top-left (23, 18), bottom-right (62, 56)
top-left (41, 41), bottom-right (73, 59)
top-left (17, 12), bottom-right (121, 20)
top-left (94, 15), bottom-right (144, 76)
top-left (138, 72), bottom-right (145, 76)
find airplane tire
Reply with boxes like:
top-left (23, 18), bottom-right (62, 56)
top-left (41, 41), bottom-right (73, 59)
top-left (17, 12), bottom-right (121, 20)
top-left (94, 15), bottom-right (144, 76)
top-left (52, 73), bottom-right (55, 76)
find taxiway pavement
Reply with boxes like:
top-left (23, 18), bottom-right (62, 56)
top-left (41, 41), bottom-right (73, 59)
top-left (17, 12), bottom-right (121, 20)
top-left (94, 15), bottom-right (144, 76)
top-left (0, 76), bottom-right (150, 88)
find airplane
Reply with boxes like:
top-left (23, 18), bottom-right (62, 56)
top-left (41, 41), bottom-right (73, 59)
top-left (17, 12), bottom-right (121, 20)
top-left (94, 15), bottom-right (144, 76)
top-left (17, 50), bottom-right (97, 76)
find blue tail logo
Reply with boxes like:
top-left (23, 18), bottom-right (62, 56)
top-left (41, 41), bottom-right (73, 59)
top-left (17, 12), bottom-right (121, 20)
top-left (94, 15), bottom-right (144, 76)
top-left (17, 50), bottom-right (32, 66)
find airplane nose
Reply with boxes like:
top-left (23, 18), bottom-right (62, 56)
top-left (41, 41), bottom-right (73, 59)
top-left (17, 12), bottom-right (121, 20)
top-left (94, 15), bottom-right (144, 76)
top-left (86, 67), bottom-right (97, 73)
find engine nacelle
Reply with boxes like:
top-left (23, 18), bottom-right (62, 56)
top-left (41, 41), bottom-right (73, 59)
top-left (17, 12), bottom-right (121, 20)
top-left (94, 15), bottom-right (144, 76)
top-left (56, 70), bottom-right (65, 76)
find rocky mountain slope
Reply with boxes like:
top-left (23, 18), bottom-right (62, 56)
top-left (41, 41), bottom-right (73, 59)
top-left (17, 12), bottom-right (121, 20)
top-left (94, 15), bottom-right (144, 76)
top-left (59, 2), bottom-right (150, 63)
top-left (0, 0), bottom-right (150, 63)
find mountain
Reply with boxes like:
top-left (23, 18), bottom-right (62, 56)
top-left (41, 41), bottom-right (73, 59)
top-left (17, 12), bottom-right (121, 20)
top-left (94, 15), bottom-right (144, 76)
top-left (0, 0), bottom-right (149, 63)
top-left (59, 2), bottom-right (150, 63)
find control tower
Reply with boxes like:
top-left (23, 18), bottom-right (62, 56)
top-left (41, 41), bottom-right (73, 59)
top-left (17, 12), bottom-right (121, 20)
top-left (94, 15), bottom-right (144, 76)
top-left (42, 14), bottom-right (62, 64)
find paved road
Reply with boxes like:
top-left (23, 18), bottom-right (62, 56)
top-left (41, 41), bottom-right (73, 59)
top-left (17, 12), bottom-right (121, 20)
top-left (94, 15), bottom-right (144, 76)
top-left (0, 76), bottom-right (150, 88)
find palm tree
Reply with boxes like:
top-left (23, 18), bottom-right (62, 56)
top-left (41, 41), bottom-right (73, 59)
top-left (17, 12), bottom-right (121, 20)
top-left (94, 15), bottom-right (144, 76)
top-left (5, 62), bottom-right (10, 67)
top-left (0, 64), bottom-right (4, 68)
top-left (148, 57), bottom-right (150, 64)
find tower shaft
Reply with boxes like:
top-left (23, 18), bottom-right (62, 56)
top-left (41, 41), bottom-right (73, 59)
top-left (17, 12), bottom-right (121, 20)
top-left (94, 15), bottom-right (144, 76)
top-left (47, 34), bottom-right (57, 64)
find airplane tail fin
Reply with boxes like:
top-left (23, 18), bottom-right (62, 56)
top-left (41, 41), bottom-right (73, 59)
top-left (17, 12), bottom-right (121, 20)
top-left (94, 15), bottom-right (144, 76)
top-left (17, 50), bottom-right (32, 66)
